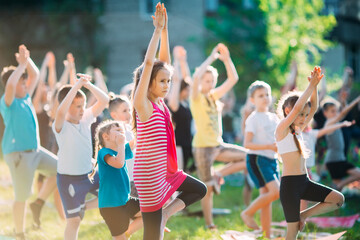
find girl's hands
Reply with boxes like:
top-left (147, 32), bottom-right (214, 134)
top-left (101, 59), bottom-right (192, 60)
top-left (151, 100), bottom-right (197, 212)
top-left (47, 51), bottom-right (56, 67)
top-left (15, 44), bottom-right (29, 65)
top-left (152, 3), bottom-right (165, 30)
top-left (112, 127), bottom-right (125, 145)
top-left (307, 66), bottom-right (323, 86)
top-left (76, 73), bottom-right (92, 87)
top-left (173, 45), bottom-right (187, 62)
top-left (210, 45), bottom-right (220, 61)
top-left (217, 43), bottom-right (230, 62)
top-left (342, 120), bottom-right (355, 128)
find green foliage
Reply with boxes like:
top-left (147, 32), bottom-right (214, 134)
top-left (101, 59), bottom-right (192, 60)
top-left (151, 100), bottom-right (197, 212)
top-left (205, 0), bottom-right (336, 100)
top-left (259, 0), bottom-right (336, 91)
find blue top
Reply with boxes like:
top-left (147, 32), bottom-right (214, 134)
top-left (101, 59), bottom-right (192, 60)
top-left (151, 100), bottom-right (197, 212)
top-left (0, 94), bottom-right (39, 155)
top-left (98, 144), bottom-right (133, 208)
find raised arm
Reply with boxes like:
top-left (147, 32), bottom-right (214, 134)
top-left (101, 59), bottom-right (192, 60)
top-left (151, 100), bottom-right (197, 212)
top-left (326, 96), bottom-right (360, 126)
top-left (33, 53), bottom-right (50, 113)
top-left (59, 59), bottom-right (70, 86)
top-left (301, 84), bottom-right (318, 131)
top-left (212, 43), bottom-right (239, 100)
top-left (4, 45), bottom-right (29, 106)
top-left (133, 3), bottom-right (164, 122)
top-left (78, 73), bottom-right (109, 117)
top-left (167, 52), bottom-right (181, 112)
top-left (54, 78), bottom-right (86, 133)
top-left (191, 45), bottom-right (218, 100)
top-left (276, 67), bottom-right (323, 139)
top-left (318, 120), bottom-right (355, 138)
top-left (68, 53), bottom-right (77, 85)
top-left (87, 68), bottom-right (109, 108)
top-left (158, 4), bottom-right (170, 64)
top-left (25, 56), bottom-right (40, 97)
top-left (104, 127), bottom-right (126, 168)
top-left (47, 52), bottom-right (57, 90)
top-left (174, 45), bottom-right (191, 80)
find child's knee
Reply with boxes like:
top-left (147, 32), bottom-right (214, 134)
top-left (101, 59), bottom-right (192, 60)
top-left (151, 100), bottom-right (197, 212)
top-left (335, 193), bottom-right (345, 208)
top-left (269, 189), bottom-right (280, 201)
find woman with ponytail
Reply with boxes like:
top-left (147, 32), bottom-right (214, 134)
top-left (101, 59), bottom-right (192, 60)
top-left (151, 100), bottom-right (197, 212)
top-left (275, 67), bottom-right (344, 240)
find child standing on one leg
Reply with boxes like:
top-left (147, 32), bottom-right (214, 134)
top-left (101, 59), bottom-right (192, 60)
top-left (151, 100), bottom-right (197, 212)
top-left (0, 45), bottom-right (58, 239)
top-left (132, 4), bottom-right (206, 240)
top-left (92, 120), bottom-right (142, 239)
top-left (53, 74), bottom-right (109, 240)
top-left (275, 67), bottom-right (344, 240)
top-left (322, 96), bottom-right (360, 191)
top-left (241, 81), bottom-right (280, 238)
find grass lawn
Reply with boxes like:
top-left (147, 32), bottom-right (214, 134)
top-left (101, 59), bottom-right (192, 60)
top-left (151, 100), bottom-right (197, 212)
top-left (0, 159), bottom-right (359, 240)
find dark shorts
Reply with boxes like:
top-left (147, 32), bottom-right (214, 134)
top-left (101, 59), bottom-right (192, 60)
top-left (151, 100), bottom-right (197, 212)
top-left (246, 154), bottom-right (279, 189)
top-left (280, 174), bottom-right (332, 222)
top-left (326, 161), bottom-right (356, 180)
top-left (100, 198), bottom-right (140, 236)
top-left (57, 172), bottom-right (99, 218)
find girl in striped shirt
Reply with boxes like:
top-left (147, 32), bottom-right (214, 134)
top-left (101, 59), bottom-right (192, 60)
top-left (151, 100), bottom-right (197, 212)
top-left (131, 3), bottom-right (206, 240)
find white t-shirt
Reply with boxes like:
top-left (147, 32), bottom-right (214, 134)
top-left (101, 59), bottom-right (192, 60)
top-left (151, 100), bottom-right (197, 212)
top-left (245, 111), bottom-right (279, 159)
top-left (125, 124), bottom-right (135, 181)
top-left (302, 129), bottom-right (319, 168)
top-left (53, 108), bottom-right (95, 175)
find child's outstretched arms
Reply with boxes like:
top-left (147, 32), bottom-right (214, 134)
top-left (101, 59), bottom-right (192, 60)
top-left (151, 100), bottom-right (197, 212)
top-left (133, 3), bottom-right (165, 122)
top-left (276, 66), bottom-right (323, 138)
top-left (78, 73), bottom-right (109, 117)
top-left (4, 45), bottom-right (29, 106)
top-left (191, 44), bottom-right (219, 100)
top-left (212, 43), bottom-right (239, 100)
top-left (317, 120), bottom-right (355, 138)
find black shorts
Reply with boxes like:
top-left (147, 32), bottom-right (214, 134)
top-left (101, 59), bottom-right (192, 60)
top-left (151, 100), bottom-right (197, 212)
top-left (99, 198), bottom-right (140, 236)
top-left (280, 174), bottom-right (332, 222)
top-left (326, 161), bottom-right (355, 180)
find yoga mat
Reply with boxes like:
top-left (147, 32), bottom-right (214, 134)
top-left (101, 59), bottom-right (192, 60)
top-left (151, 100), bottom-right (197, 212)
top-left (315, 231), bottom-right (346, 240)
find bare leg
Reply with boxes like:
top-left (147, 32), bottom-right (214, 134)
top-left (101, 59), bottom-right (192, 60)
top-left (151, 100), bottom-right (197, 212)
top-left (336, 168), bottom-right (360, 190)
top-left (300, 200), bottom-right (308, 212)
top-left (300, 190), bottom-right (344, 223)
top-left (54, 188), bottom-right (66, 220)
top-left (285, 222), bottom-right (300, 240)
top-left (13, 201), bottom-right (26, 234)
top-left (112, 234), bottom-right (127, 240)
top-left (241, 180), bottom-right (279, 230)
top-left (160, 198), bottom-right (186, 240)
top-left (125, 212), bottom-right (143, 236)
top-left (64, 216), bottom-right (81, 240)
top-left (243, 172), bottom-right (252, 207)
top-left (260, 195), bottom-right (271, 238)
top-left (84, 197), bottom-right (98, 210)
top-left (217, 161), bottom-right (246, 178)
top-left (201, 185), bottom-right (214, 227)
top-left (38, 176), bottom-right (56, 200)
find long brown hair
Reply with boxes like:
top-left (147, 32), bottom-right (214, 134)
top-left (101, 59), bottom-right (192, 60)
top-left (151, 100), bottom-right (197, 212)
top-left (130, 59), bottom-right (172, 134)
top-left (277, 91), bottom-right (310, 158)
top-left (88, 120), bottom-right (121, 180)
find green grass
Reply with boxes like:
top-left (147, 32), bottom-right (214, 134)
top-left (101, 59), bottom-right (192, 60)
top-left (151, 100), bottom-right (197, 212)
top-left (0, 160), bottom-right (359, 240)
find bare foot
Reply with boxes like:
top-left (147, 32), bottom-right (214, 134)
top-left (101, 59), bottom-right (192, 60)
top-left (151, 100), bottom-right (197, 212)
top-left (241, 211), bottom-right (260, 230)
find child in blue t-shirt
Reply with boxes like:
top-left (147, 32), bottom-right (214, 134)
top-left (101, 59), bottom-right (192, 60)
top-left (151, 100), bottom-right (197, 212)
top-left (91, 120), bottom-right (142, 239)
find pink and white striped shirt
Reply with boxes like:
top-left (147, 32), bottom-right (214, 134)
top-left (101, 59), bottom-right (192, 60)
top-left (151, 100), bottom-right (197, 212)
top-left (133, 100), bottom-right (186, 212)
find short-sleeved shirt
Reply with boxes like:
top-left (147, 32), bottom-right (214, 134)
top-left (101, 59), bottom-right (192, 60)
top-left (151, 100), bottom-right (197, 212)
top-left (302, 129), bottom-right (319, 168)
top-left (53, 108), bottom-right (95, 175)
top-left (0, 94), bottom-right (39, 154)
top-left (325, 128), bottom-right (346, 163)
top-left (190, 93), bottom-right (223, 147)
top-left (98, 145), bottom-right (133, 208)
top-left (245, 111), bottom-right (279, 159)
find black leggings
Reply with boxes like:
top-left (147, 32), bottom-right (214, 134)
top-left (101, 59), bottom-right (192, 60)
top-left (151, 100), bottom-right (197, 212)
top-left (141, 175), bottom-right (206, 240)
top-left (280, 174), bottom-right (332, 222)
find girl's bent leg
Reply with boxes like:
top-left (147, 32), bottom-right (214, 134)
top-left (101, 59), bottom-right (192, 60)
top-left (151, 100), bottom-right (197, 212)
top-left (286, 222), bottom-right (300, 240)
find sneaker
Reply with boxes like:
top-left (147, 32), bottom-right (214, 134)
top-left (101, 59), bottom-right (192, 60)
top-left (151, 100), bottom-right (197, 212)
top-left (29, 201), bottom-right (41, 229)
